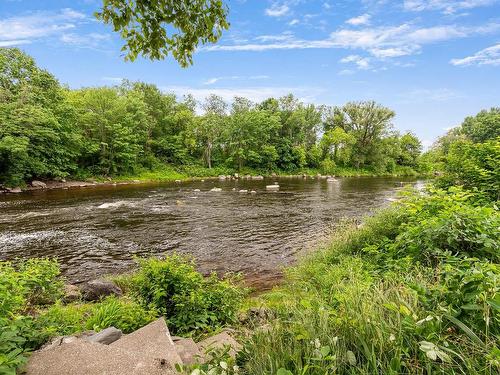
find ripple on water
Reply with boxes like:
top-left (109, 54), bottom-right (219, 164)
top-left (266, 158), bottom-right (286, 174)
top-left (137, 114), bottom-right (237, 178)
top-left (0, 177), bottom-right (423, 288)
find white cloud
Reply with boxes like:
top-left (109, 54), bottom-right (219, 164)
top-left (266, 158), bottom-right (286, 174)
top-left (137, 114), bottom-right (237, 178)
top-left (340, 54), bottom-right (371, 69)
top-left (346, 14), bottom-right (371, 26)
top-left (0, 8), bottom-right (88, 46)
top-left (403, 0), bottom-right (498, 14)
top-left (288, 19), bottom-right (300, 26)
top-left (0, 39), bottom-right (31, 47)
top-left (160, 85), bottom-right (325, 106)
top-left (203, 75), bottom-right (271, 85)
top-left (60, 32), bottom-right (110, 48)
top-left (450, 43), bottom-right (500, 66)
top-left (338, 69), bottom-right (355, 75)
top-left (256, 32), bottom-right (294, 42)
top-left (265, 3), bottom-right (290, 17)
top-left (203, 78), bottom-right (220, 85)
top-left (204, 22), bottom-right (500, 64)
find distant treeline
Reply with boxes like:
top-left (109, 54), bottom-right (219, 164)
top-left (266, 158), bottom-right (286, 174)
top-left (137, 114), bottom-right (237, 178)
top-left (1, 48), bottom-right (423, 186)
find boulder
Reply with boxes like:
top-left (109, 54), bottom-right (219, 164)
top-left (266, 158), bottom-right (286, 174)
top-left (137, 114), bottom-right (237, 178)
top-left (250, 190), bottom-right (257, 194)
top-left (86, 327), bottom-right (122, 345)
top-left (210, 187), bottom-right (222, 192)
top-left (63, 284), bottom-right (81, 303)
top-left (266, 184), bottom-right (279, 191)
top-left (81, 280), bottom-right (122, 301)
top-left (197, 331), bottom-right (242, 359)
top-left (31, 180), bottom-right (47, 188)
top-left (173, 337), bottom-right (202, 365)
top-left (7, 187), bottom-right (22, 193)
top-left (251, 175), bottom-right (264, 180)
top-left (238, 189), bottom-right (248, 193)
top-left (193, 189), bottom-right (200, 192)
top-left (326, 177), bottom-right (336, 183)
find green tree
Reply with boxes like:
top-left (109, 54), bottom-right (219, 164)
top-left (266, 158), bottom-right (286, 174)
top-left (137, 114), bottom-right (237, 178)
top-left (226, 98), bottom-right (280, 170)
top-left (398, 132), bottom-right (422, 167)
top-left (336, 101), bottom-right (395, 168)
top-left (67, 87), bottom-right (146, 175)
top-left (197, 94), bottom-right (227, 168)
top-left (320, 127), bottom-right (355, 165)
top-left (96, 0), bottom-right (229, 66)
top-left (460, 108), bottom-right (500, 143)
top-left (0, 48), bottom-right (80, 186)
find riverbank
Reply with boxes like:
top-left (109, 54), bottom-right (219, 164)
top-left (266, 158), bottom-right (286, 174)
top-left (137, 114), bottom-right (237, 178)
top-left (0, 164), bottom-right (423, 194)
top-left (240, 187), bottom-right (499, 374)
top-left (1, 186), bottom-right (497, 374)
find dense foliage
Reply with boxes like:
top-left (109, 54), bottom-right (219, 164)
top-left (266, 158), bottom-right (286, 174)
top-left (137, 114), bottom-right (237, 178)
top-left (0, 256), bottom-right (244, 374)
top-left (239, 110), bottom-right (499, 374)
top-left (1, 48), bottom-right (423, 186)
top-left (116, 255), bottom-right (245, 335)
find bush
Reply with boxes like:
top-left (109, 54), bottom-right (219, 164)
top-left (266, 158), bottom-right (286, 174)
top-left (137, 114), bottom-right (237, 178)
top-left (126, 255), bottom-right (245, 335)
top-left (0, 258), bottom-right (62, 374)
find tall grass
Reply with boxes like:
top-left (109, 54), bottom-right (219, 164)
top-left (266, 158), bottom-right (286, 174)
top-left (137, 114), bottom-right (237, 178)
top-left (240, 188), bottom-right (499, 374)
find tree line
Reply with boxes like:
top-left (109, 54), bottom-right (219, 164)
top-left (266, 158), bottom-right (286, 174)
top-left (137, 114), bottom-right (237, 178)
top-left (0, 48), bottom-right (422, 186)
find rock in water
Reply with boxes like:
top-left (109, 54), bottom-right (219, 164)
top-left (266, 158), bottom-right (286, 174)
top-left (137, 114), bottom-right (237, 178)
top-left (81, 280), bottom-right (122, 301)
top-left (210, 187), bottom-right (222, 192)
top-left (31, 180), bottom-right (47, 188)
top-left (86, 327), bottom-right (122, 345)
top-left (266, 184), bottom-right (279, 191)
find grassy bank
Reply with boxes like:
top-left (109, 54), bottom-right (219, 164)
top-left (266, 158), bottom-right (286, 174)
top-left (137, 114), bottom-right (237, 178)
top-left (240, 187), bottom-right (499, 374)
top-left (87, 163), bottom-right (422, 184)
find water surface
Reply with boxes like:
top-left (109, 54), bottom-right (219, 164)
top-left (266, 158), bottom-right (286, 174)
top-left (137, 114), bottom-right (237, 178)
top-left (0, 177), bottom-right (419, 289)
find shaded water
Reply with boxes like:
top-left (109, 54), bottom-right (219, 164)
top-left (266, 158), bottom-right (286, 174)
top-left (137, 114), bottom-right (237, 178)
top-left (0, 177), bottom-right (420, 289)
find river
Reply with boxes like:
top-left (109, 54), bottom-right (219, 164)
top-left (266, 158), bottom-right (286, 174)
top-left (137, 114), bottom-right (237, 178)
top-left (0, 176), bottom-right (421, 289)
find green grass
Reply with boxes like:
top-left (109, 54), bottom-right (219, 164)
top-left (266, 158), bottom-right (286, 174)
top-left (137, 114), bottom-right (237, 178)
top-left (239, 188), bottom-right (499, 374)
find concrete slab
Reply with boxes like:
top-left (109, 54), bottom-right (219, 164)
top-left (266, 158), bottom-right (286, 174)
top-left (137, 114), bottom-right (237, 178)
top-left (111, 318), bottom-right (182, 368)
top-left (25, 339), bottom-right (175, 375)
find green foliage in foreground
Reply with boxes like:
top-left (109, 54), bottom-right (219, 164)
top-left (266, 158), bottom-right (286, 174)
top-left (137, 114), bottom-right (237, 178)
top-left (119, 255), bottom-right (245, 336)
top-left (240, 188), bottom-right (499, 374)
top-left (0, 256), bottom-right (244, 375)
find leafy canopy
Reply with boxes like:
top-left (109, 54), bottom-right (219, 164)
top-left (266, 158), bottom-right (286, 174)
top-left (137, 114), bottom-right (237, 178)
top-left (96, 0), bottom-right (229, 66)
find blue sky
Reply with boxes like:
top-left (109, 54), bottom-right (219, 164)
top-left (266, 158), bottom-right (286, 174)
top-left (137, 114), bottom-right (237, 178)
top-left (1, 0), bottom-right (500, 147)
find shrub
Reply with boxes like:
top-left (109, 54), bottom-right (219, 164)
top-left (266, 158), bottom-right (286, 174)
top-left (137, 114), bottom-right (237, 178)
top-left (85, 296), bottom-right (156, 333)
top-left (127, 255), bottom-right (245, 335)
top-left (0, 258), bottom-right (62, 374)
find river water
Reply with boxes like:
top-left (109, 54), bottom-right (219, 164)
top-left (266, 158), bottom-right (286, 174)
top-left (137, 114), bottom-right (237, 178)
top-left (0, 177), bottom-right (420, 289)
